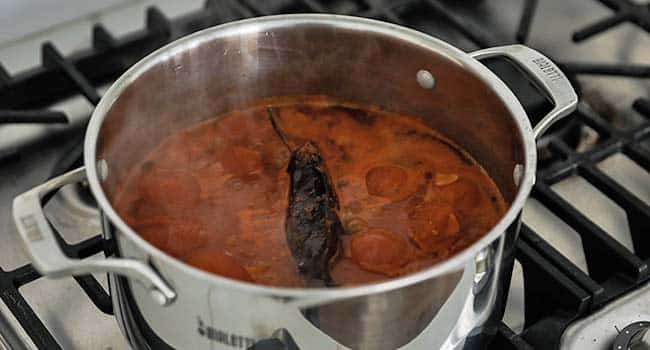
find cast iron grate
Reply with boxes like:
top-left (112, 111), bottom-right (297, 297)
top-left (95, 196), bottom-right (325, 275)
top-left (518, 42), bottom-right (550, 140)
top-left (517, 99), bottom-right (650, 349)
top-left (0, 3), bottom-right (241, 349)
top-left (0, 233), bottom-right (113, 349)
top-left (572, 0), bottom-right (650, 42)
top-left (0, 1), bottom-right (649, 349)
top-left (518, 0), bottom-right (650, 78)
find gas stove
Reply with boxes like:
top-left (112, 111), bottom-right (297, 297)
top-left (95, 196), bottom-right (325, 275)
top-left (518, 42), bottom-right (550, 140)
top-left (0, 1), bottom-right (649, 349)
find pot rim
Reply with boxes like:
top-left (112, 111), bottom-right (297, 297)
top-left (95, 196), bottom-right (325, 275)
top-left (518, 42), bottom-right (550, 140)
top-left (84, 14), bottom-right (537, 299)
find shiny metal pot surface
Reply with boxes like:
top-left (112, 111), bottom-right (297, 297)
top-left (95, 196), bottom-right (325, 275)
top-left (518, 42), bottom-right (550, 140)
top-left (13, 14), bottom-right (577, 350)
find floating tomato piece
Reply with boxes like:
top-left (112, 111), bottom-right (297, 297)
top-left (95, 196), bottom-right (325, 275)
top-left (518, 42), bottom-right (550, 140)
top-left (130, 216), bottom-right (172, 249)
top-left (221, 146), bottom-right (262, 176)
top-left (350, 229), bottom-right (410, 276)
top-left (184, 247), bottom-right (253, 282)
top-left (435, 178), bottom-right (484, 213)
top-left (137, 171), bottom-right (201, 208)
top-left (131, 217), bottom-right (208, 257)
top-left (452, 180), bottom-right (483, 213)
top-left (408, 202), bottom-right (461, 253)
top-left (125, 197), bottom-right (164, 220)
top-left (365, 165), bottom-right (416, 201)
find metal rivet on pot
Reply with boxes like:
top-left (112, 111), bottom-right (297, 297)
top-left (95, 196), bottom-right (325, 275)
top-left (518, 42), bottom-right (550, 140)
top-left (150, 289), bottom-right (168, 306)
top-left (474, 249), bottom-right (489, 286)
top-left (513, 164), bottom-right (524, 186)
top-left (97, 159), bottom-right (109, 181)
top-left (416, 69), bottom-right (435, 89)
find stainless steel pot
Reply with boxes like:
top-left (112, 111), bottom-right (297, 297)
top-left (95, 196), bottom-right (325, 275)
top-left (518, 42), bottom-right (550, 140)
top-left (12, 14), bottom-right (577, 350)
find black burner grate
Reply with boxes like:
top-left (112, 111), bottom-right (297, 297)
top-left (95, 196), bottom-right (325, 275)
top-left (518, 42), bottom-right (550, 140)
top-left (572, 0), bottom-right (650, 42)
top-left (0, 3), bottom-right (237, 349)
top-left (1, 1), bottom-right (649, 349)
top-left (0, 232), bottom-right (112, 349)
top-left (516, 99), bottom-right (650, 348)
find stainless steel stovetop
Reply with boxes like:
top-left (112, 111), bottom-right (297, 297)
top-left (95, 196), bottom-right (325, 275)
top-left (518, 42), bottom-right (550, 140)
top-left (0, 0), bottom-right (649, 349)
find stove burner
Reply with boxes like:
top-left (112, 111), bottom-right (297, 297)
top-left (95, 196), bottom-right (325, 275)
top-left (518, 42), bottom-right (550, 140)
top-left (612, 321), bottom-right (650, 350)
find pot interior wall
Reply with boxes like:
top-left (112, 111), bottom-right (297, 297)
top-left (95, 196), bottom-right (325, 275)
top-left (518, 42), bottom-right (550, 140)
top-left (96, 18), bottom-right (525, 207)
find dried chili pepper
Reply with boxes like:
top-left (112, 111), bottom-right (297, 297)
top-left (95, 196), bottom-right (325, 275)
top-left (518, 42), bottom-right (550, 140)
top-left (268, 107), bottom-right (343, 286)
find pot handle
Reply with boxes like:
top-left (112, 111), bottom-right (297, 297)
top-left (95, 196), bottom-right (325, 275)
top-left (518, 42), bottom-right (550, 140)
top-left (12, 167), bottom-right (176, 306)
top-left (470, 44), bottom-right (578, 138)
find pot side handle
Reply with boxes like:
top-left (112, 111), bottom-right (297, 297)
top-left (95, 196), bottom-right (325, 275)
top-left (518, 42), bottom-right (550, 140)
top-left (470, 44), bottom-right (578, 139)
top-left (12, 167), bottom-right (176, 306)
